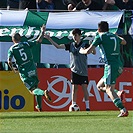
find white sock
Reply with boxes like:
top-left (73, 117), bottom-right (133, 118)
top-left (121, 108), bottom-right (126, 112)
top-left (72, 101), bottom-right (76, 105)
top-left (85, 100), bottom-right (90, 109)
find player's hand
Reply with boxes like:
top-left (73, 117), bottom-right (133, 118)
top-left (13, 67), bottom-right (18, 73)
top-left (41, 24), bottom-right (46, 33)
top-left (13, 69), bottom-right (18, 73)
top-left (44, 32), bottom-right (50, 40)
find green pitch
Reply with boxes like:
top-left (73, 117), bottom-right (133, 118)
top-left (0, 111), bottom-right (133, 133)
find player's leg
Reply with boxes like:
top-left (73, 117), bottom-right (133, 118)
top-left (24, 76), bottom-right (51, 111)
top-left (105, 84), bottom-right (119, 100)
top-left (114, 89), bottom-right (126, 104)
top-left (20, 73), bottom-right (42, 111)
top-left (30, 87), bottom-right (51, 111)
top-left (105, 84), bottom-right (128, 117)
top-left (20, 64), bottom-right (51, 111)
top-left (35, 95), bottom-right (42, 112)
top-left (97, 78), bottom-right (119, 100)
top-left (72, 84), bottom-right (78, 105)
top-left (97, 77), bottom-right (126, 104)
top-left (104, 64), bottom-right (128, 117)
top-left (81, 84), bottom-right (90, 111)
top-left (29, 83), bottom-right (44, 112)
top-left (29, 80), bottom-right (51, 101)
top-left (97, 77), bottom-right (106, 92)
top-left (19, 70), bottom-right (42, 111)
top-left (71, 72), bottom-right (78, 105)
top-left (111, 65), bottom-right (126, 106)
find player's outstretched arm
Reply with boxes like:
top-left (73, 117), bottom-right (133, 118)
top-left (79, 45), bottom-right (96, 54)
top-left (44, 33), bottom-right (65, 49)
top-left (119, 36), bottom-right (127, 45)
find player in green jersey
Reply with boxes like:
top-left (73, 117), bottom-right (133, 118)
top-left (7, 25), bottom-right (51, 112)
top-left (79, 21), bottom-right (128, 117)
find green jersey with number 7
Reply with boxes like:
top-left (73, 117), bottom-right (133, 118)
top-left (92, 32), bottom-right (123, 66)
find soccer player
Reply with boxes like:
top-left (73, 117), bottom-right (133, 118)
top-left (7, 25), bottom-right (51, 112)
top-left (79, 21), bottom-right (128, 117)
top-left (44, 28), bottom-right (96, 111)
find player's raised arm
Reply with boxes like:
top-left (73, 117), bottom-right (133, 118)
top-left (44, 33), bottom-right (65, 49)
top-left (36, 24), bottom-right (46, 43)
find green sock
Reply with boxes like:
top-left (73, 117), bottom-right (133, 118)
top-left (33, 88), bottom-right (44, 96)
top-left (113, 98), bottom-right (124, 110)
top-left (114, 89), bottom-right (118, 93)
top-left (35, 95), bottom-right (42, 109)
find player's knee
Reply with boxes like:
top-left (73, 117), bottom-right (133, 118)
top-left (97, 85), bottom-right (102, 91)
top-left (29, 90), bottom-right (34, 95)
top-left (105, 86), bottom-right (113, 94)
top-left (29, 87), bottom-right (36, 95)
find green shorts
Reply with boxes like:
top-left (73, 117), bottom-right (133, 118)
top-left (103, 64), bottom-right (123, 85)
top-left (18, 61), bottom-right (39, 90)
top-left (22, 74), bottom-right (39, 90)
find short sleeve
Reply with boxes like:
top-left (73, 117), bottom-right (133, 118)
top-left (92, 34), bottom-right (102, 47)
top-left (7, 47), bottom-right (13, 59)
top-left (65, 43), bottom-right (71, 51)
top-left (27, 40), bottom-right (38, 48)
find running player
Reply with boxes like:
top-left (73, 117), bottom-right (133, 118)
top-left (7, 25), bottom-right (51, 112)
top-left (79, 21), bottom-right (128, 117)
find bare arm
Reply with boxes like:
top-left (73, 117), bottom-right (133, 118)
top-left (36, 24), bottom-right (46, 43)
top-left (44, 33), bottom-right (65, 49)
top-left (79, 45), bottom-right (96, 54)
top-left (119, 36), bottom-right (126, 45)
top-left (8, 58), bottom-right (17, 73)
top-left (72, 7), bottom-right (77, 11)
top-left (87, 45), bottom-right (96, 54)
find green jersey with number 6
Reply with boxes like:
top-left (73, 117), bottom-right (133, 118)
top-left (8, 41), bottom-right (39, 90)
top-left (92, 32), bottom-right (123, 66)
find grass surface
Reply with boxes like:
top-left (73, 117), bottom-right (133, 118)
top-left (0, 111), bottom-right (133, 133)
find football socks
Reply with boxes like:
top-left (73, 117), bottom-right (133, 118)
top-left (72, 101), bottom-right (76, 105)
top-left (85, 100), bottom-right (90, 109)
top-left (114, 89), bottom-right (118, 93)
top-left (35, 95), bottom-right (42, 109)
top-left (113, 98), bottom-right (124, 110)
top-left (33, 88), bottom-right (44, 96)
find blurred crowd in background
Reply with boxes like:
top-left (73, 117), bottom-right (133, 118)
top-left (0, 0), bottom-right (133, 11)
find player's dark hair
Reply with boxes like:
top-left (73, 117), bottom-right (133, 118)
top-left (98, 21), bottom-right (109, 32)
top-left (72, 28), bottom-right (81, 35)
top-left (12, 33), bottom-right (21, 42)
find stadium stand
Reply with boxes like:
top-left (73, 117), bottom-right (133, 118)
top-left (0, 0), bottom-right (7, 8)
